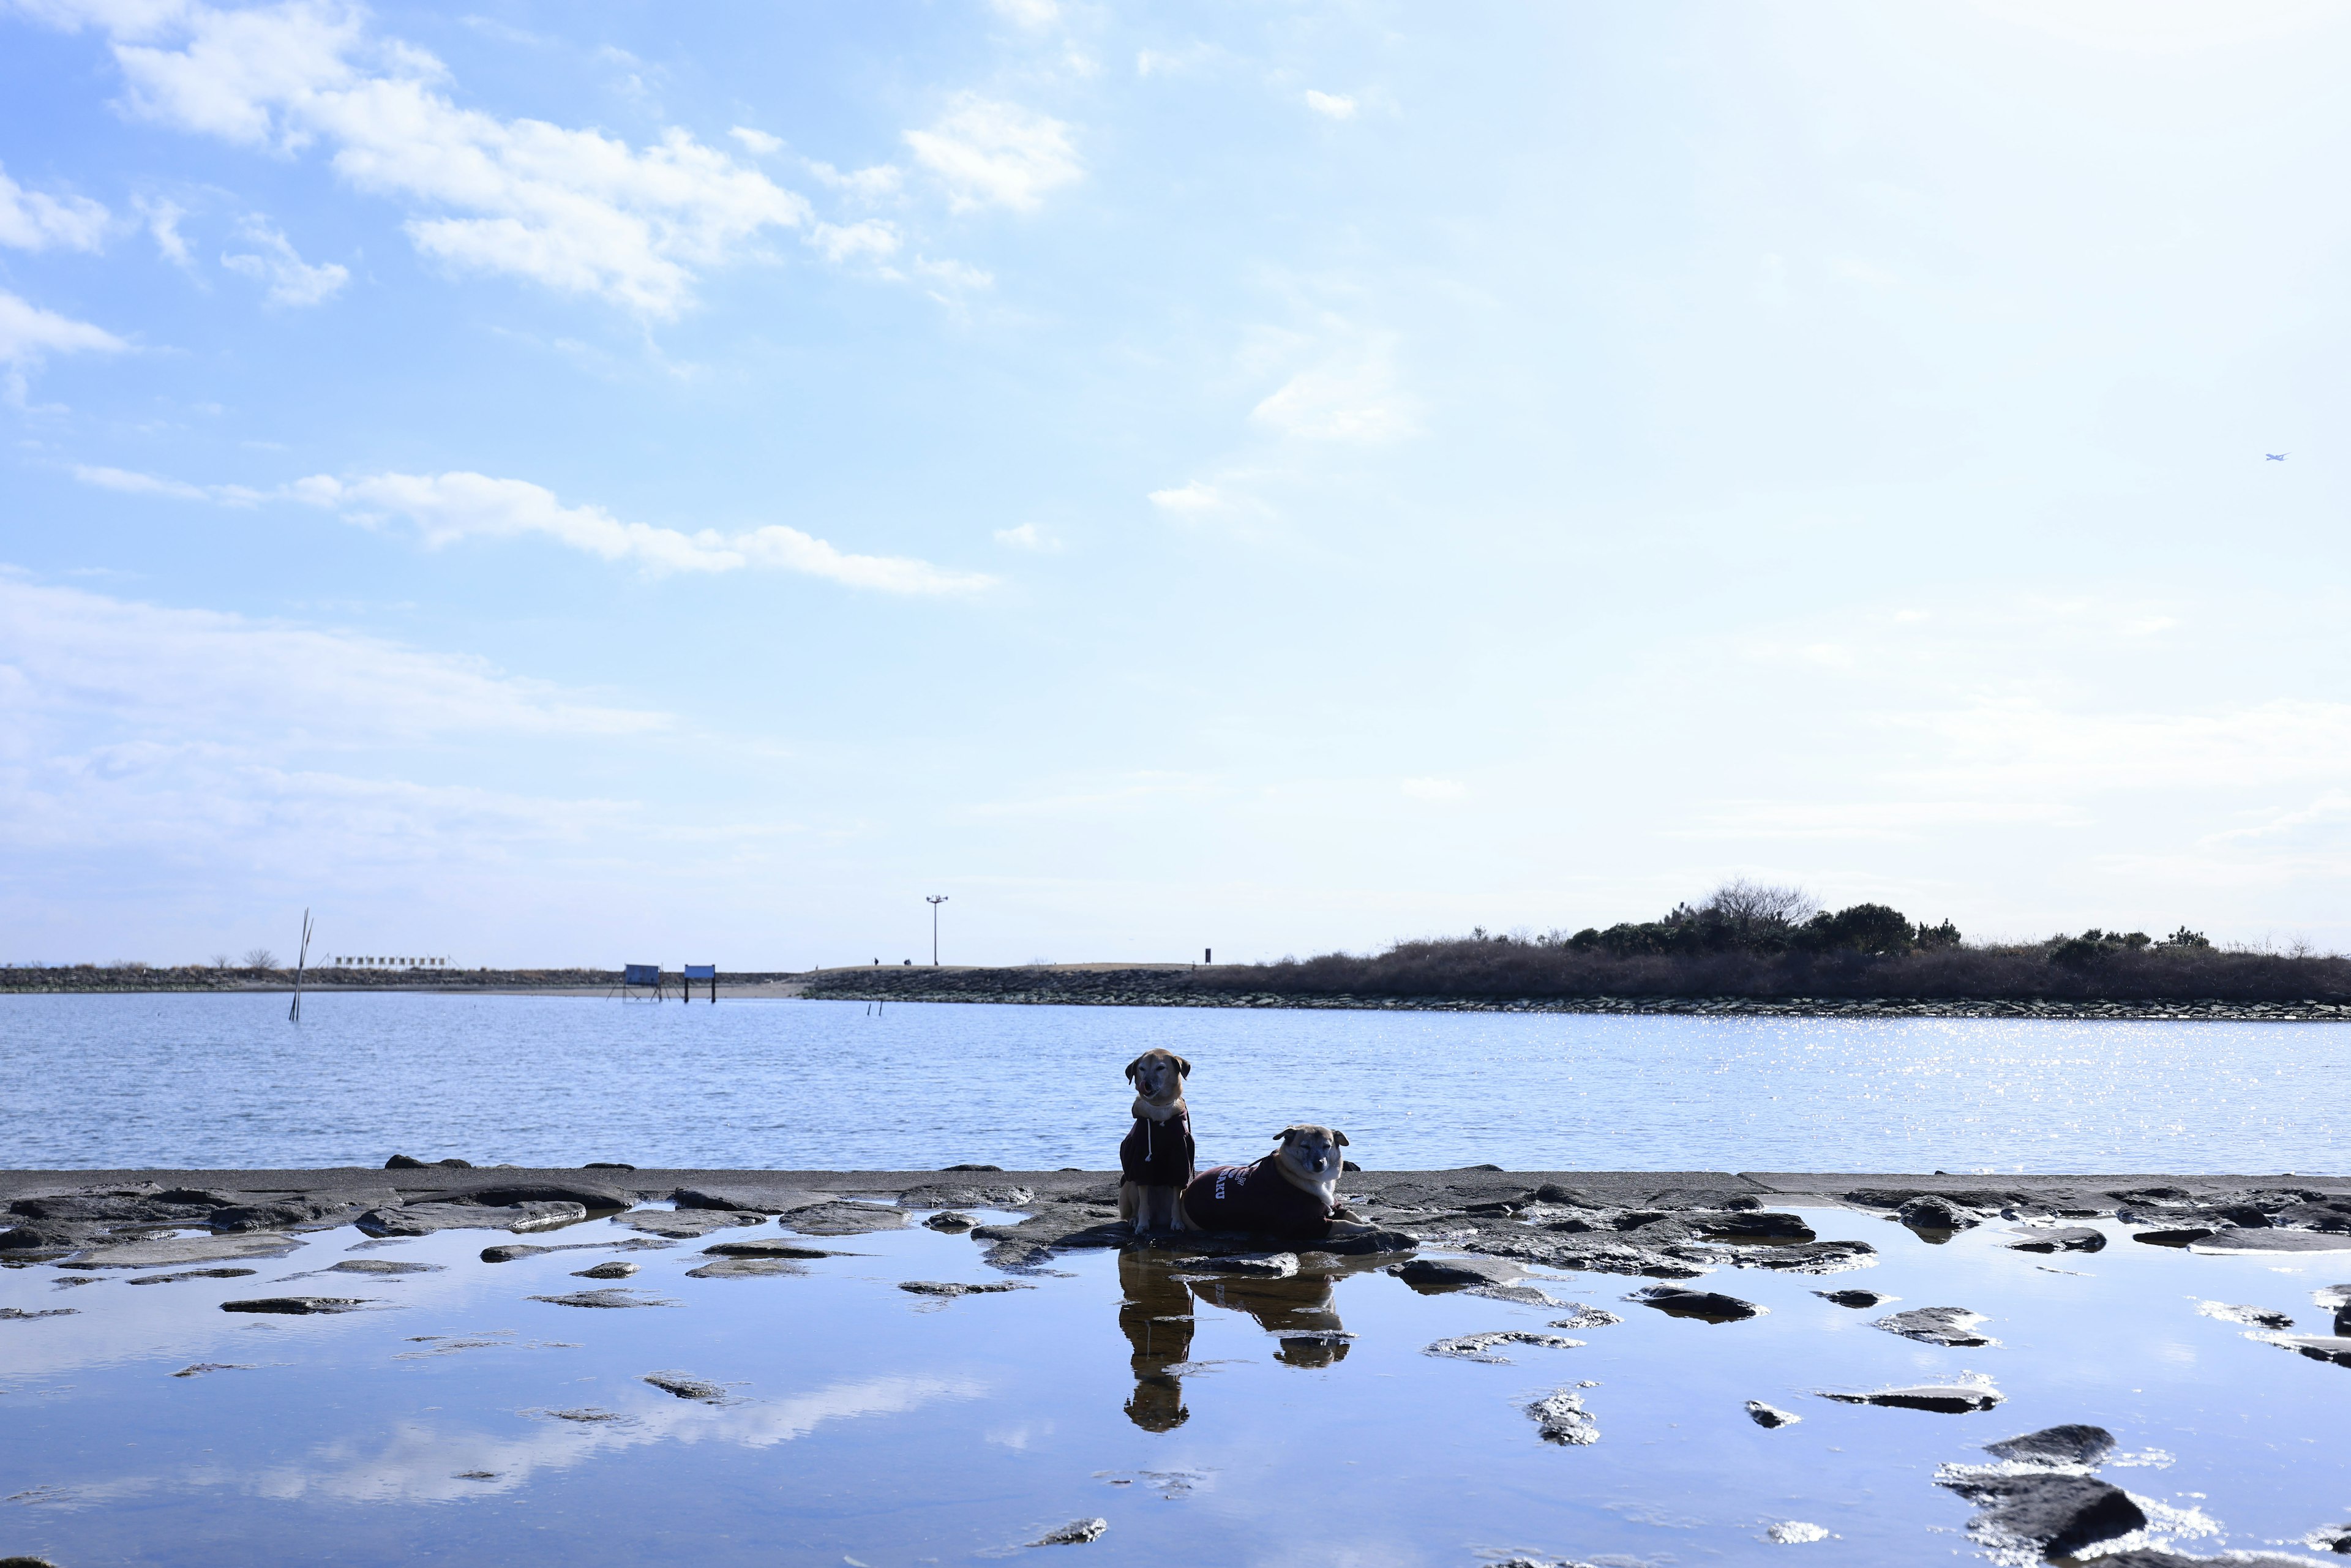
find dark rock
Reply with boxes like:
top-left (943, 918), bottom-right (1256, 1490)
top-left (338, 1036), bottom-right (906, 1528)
top-left (207, 1191), bottom-right (398, 1232)
top-left (528, 1288), bottom-right (677, 1307)
top-left (1461, 1234), bottom-right (1708, 1278)
top-left (2095, 1553), bottom-right (2328, 1567)
top-left (683, 1258), bottom-right (805, 1280)
top-left (1938, 1472), bottom-right (2146, 1558)
top-left (2268, 1200), bottom-right (2351, 1232)
top-left (1821, 1384), bottom-right (2003, 1413)
top-left (481, 1239), bottom-right (670, 1262)
top-left (698, 1239), bottom-right (836, 1259)
top-left (1390, 1256), bottom-right (1524, 1291)
top-left (1634, 1286), bottom-right (1764, 1322)
top-left (1424, 1330), bottom-right (1582, 1362)
top-left (127, 1267), bottom-right (259, 1285)
top-left (58, 1233), bottom-right (304, 1269)
top-left (385, 1155), bottom-right (429, 1168)
top-left (221, 1296), bottom-right (372, 1314)
top-left (1984, 1424), bottom-right (2117, 1466)
top-left (1875, 1306), bottom-right (1996, 1346)
top-left (609, 1209), bottom-right (766, 1238)
top-left (11, 1193), bottom-right (216, 1223)
top-left (572, 1261), bottom-right (639, 1279)
top-left (942, 1163), bottom-right (1004, 1171)
top-left (2302, 1525), bottom-right (2351, 1554)
top-left (924, 1211), bottom-right (978, 1232)
top-left (538, 1407), bottom-right (624, 1421)
top-left (2007, 1227), bottom-right (2107, 1254)
top-left (1894, 1195), bottom-right (1980, 1235)
top-left (358, 1201), bottom-right (586, 1237)
top-left (1029, 1518), bottom-right (1108, 1546)
top-left (2259, 1334), bottom-right (2351, 1367)
top-left (781, 1201), bottom-right (911, 1236)
top-left (0, 1220), bottom-right (97, 1252)
top-left (583, 1162), bottom-right (636, 1171)
top-left (642, 1371), bottom-right (727, 1401)
top-left (1815, 1288), bottom-right (1895, 1308)
top-left (325, 1259), bottom-right (441, 1275)
top-left (171, 1362), bottom-right (252, 1377)
top-left (461, 1182), bottom-right (631, 1210)
top-left (2133, 1228), bottom-right (2215, 1248)
top-left (0, 1556), bottom-right (63, 1566)
top-left (2195, 1229), bottom-right (2351, 1255)
top-left (1715, 1239), bottom-right (1880, 1275)
top-left (0, 1306), bottom-right (77, 1320)
top-left (1526, 1388), bottom-right (1599, 1444)
top-left (1176, 1251), bottom-right (1297, 1278)
top-left (1531, 1182), bottom-right (1599, 1207)
top-left (670, 1187), bottom-right (804, 1214)
top-left (2197, 1301), bottom-right (2293, 1329)
top-left (896, 1182), bottom-right (1035, 1210)
top-left (898, 1280), bottom-right (1035, 1297)
top-left (1699, 1211), bottom-right (1816, 1240)
top-left (1547, 1305), bottom-right (1624, 1329)
top-left (1745, 1400), bottom-right (1801, 1428)
top-left (437, 1158), bottom-right (473, 1168)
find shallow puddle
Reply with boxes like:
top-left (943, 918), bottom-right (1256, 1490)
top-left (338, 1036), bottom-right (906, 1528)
top-left (4, 1206), bottom-right (2347, 1566)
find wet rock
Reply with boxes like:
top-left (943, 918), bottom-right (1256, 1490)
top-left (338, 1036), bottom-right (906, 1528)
top-left (697, 1239), bottom-right (836, 1259)
top-left (1699, 1211), bottom-right (1816, 1241)
top-left (0, 1220), bottom-right (95, 1255)
top-left (1179, 1252), bottom-right (1297, 1278)
top-left (584, 1162), bottom-right (637, 1171)
top-left (898, 1280), bottom-right (1035, 1297)
top-left (358, 1201), bottom-right (587, 1237)
top-left (1547, 1305), bottom-right (1624, 1329)
top-left (925, 1211), bottom-right (978, 1232)
top-left (1029, 1518), bottom-right (1108, 1546)
top-left (2255, 1334), bottom-right (2351, 1367)
top-left (2192, 1229), bottom-right (2351, 1255)
top-left (1424, 1330), bottom-right (1582, 1363)
top-left (1633, 1286), bottom-right (1765, 1323)
top-left (1390, 1256), bottom-right (1525, 1291)
top-left (0, 1306), bottom-right (77, 1320)
top-left (59, 1233), bottom-right (304, 1269)
top-left (642, 1371), bottom-right (729, 1401)
top-left (51, 1275), bottom-right (100, 1288)
top-left (206, 1191), bottom-right (397, 1232)
top-left (2132, 1228), bottom-right (2216, 1248)
top-left (529, 1288), bottom-right (677, 1307)
top-left (897, 1182), bottom-right (1036, 1209)
top-left (1982, 1424), bottom-right (2117, 1466)
top-left (2195, 1300), bottom-right (2293, 1329)
top-left (0, 1556), bottom-right (63, 1566)
top-left (2301, 1525), bottom-right (2351, 1554)
top-left (1463, 1234), bottom-right (1709, 1279)
top-left (669, 1187), bottom-right (805, 1214)
top-left (1937, 1472), bottom-right (2146, 1558)
top-left (1821, 1384), bottom-right (2003, 1413)
top-left (1714, 1239), bottom-right (1880, 1275)
top-left (326, 1259), bottom-right (443, 1275)
top-left (683, 1258), bottom-right (806, 1280)
top-left (127, 1267), bottom-right (258, 1285)
top-left (220, 1296), bottom-right (372, 1314)
top-left (1526, 1388), bottom-right (1599, 1445)
top-left (1893, 1195), bottom-right (1981, 1236)
top-left (2270, 1198), bottom-right (2351, 1232)
top-left (942, 1163), bottom-right (1005, 1171)
top-left (538, 1408), bottom-right (624, 1422)
top-left (171, 1362), bottom-right (252, 1377)
top-left (385, 1155), bottom-right (430, 1168)
top-left (1746, 1400), bottom-right (1801, 1428)
top-left (2096, 1553), bottom-right (2331, 1567)
top-left (1764, 1521), bottom-right (1828, 1544)
top-left (11, 1193), bottom-right (217, 1223)
top-left (2006, 1227), bottom-right (2107, 1254)
top-left (1875, 1306), bottom-right (1996, 1347)
top-left (1815, 1289), bottom-right (1895, 1308)
top-left (572, 1261), bottom-right (639, 1279)
top-left (608, 1209), bottom-right (766, 1239)
top-left (782, 1201), bottom-right (912, 1236)
top-left (461, 1182), bottom-right (632, 1210)
top-left (481, 1239), bottom-right (672, 1262)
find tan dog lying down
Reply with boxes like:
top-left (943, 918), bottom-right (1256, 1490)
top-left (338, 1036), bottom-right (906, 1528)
top-left (1179, 1124), bottom-right (1373, 1240)
top-left (1118, 1049), bottom-right (1195, 1236)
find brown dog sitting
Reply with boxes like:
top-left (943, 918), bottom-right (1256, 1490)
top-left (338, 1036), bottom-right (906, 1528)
top-left (1118, 1049), bottom-right (1196, 1237)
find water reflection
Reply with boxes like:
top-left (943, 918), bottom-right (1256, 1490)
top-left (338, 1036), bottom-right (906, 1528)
top-left (1116, 1251), bottom-right (1194, 1430)
top-left (1118, 1251), bottom-right (1374, 1428)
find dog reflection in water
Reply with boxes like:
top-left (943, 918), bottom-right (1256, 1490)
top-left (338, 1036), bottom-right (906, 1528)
top-left (1117, 1253), bottom-right (1357, 1429)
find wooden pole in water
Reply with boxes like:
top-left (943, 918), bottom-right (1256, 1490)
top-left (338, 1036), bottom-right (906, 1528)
top-left (288, 908), bottom-right (313, 1022)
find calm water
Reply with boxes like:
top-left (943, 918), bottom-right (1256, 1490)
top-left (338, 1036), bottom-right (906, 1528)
top-left (4, 1204), bottom-right (2348, 1566)
top-left (0, 992), bottom-right (2342, 1173)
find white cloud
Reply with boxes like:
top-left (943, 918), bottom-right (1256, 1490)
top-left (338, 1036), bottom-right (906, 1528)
top-left (992, 522), bottom-right (1058, 552)
top-left (0, 162), bottom-right (110, 250)
top-left (220, 215), bottom-right (348, 305)
top-left (72, 463), bottom-right (263, 504)
top-left (0, 290), bottom-right (128, 364)
top-left (24, 0), bottom-right (809, 317)
top-left (1303, 90), bottom-right (1357, 120)
top-left (296, 470), bottom-right (996, 595)
top-left (903, 94), bottom-right (1080, 213)
top-left (132, 193), bottom-right (191, 264)
top-left (911, 255), bottom-right (992, 299)
top-left (989, 0), bottom-right (1058, 25)
top-left (808, 219), bottom-right (899, 265)
top-left (1401, 778), bottom-right (1465, 800)
top-left (1250, 342), bottom-right (1419, 443)
top-left (1147, 480), bottom-right (1223, 514)
top-left (729, 126), bottom-right (782, 156)
top-left (805, 160), bottom-right (903, 202)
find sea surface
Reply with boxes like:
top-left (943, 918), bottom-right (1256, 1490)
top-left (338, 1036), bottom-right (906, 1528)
top-left (1, 991), bottom-right (2342, 1173)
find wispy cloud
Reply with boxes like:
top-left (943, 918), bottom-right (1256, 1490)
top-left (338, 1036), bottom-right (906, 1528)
top-left (1250, 337), bottom-right (1418, 443)
top-left (0, 291), bottom-right (127, 366)
top-left (992, 522), bottom-right (1058, 552)
top-left (0, 160), bottom-right (109, 251)
top-left (220, 215), bottom-right (348, 305)
top-left (1303, 90), bottom-right (1357, 120)
top-left (1146, 480), bottom-right (1224, 516)
top-left (132, 193), bottom-right (192, 264)
top-left (904, 94), bottom-right (1080, 213)
top-left (22, 0), bottom-right (810, 317)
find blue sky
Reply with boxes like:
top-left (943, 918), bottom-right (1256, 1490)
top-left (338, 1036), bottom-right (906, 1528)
top-left (5, 0), bottom-right (2350, 968)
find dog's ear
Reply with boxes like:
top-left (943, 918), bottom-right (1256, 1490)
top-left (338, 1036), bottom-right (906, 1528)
top-left (1170, 1053), bottom-right (1192, 1079)
top-left (1274, 1124), bottom-right (1305, 1144)
top-left (1332, 1128), bottom-right (1349, 1147)
top-left (1123, 1053), bottom-right (1149, 1083)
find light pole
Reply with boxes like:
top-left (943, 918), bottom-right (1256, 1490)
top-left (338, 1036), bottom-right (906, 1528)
top-left (926, 895), bottom-right (948, 966)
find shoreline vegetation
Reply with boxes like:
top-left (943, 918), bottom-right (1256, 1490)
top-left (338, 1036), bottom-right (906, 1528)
top-left (11, 883), bottom-right (2349, 1019)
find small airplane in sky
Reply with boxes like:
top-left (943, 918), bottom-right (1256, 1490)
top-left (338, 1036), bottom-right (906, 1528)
top-left (2266, 452), bottom-right (2289, 461)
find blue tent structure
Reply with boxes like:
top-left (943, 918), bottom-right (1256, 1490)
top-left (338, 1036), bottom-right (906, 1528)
top-left (682, 963), bottom-right (717, 1003)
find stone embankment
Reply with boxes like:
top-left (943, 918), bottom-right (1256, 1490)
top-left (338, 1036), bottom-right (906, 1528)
top-left (800, 966), bottom-right (2351, 1021)
top-left (0, 966), bottom-right (804, 994)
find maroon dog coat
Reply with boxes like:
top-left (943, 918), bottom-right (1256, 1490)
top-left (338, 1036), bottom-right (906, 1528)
top-left (1120, 1108), bottom-right (1194, 1188)
top-left (1180, 1153), bottom-right (1332, 1238)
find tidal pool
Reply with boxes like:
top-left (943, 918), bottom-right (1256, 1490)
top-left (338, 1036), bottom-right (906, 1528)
top-left (4, 1203), bottom-right (2347, 1566)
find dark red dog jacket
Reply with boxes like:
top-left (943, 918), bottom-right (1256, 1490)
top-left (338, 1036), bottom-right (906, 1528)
top-left (1180, 1153), bottom-right (1332, 1237)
